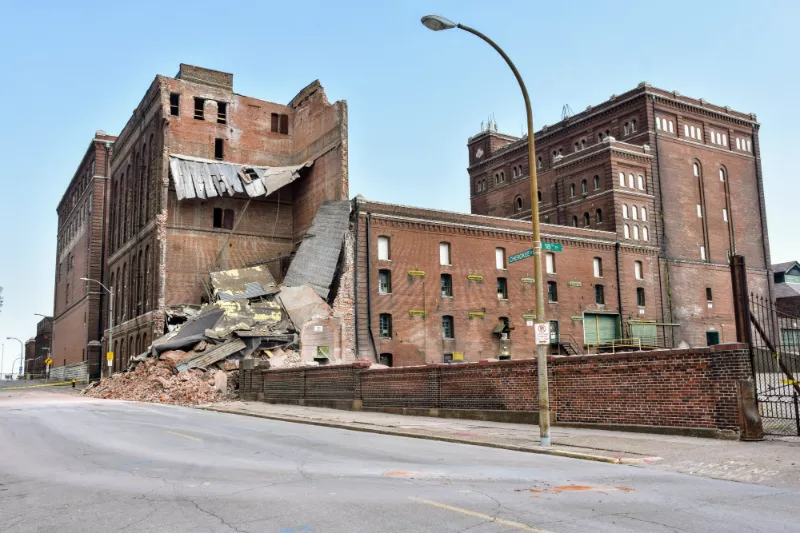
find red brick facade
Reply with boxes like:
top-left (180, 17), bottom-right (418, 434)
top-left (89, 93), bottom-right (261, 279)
top-left (241, 344), bottom-right (750, 433)
top-left (467, 83), bottom-right (771, 349)
top-left (51, 132), bottom-right (116, 369)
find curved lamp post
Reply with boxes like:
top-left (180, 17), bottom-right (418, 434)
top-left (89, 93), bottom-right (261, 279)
top-left (81, 277), bottom-right (114, 378)
top-left (421, 15), bottom-right (550, 446)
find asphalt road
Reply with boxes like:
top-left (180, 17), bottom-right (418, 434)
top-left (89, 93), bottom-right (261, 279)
top-left (1, 391), bottom-right (798, 533)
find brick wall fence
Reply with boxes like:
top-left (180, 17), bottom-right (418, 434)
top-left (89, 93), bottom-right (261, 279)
top-left (241, 343), bottom-right (751, 435)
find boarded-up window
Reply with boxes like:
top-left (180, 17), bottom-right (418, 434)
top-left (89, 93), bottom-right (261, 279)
top-left (546, 252), bottom-right (555, 274)
top-left (593, 257), bottom-right (602, 278)
top-left (495, 248), bottom-right (506, 269)
top-left (439, 242), bottom-right (451, 266)
top-left (378, 236), bottom-right (390, 261)
top-left (280, 114), bottom-right (289, 134)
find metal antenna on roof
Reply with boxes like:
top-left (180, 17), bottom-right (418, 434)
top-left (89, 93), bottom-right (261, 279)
top-left (561, 104), bottom-right (573, 120)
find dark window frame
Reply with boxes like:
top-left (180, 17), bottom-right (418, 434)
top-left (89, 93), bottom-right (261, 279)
top-left (442, 315), bottom-right (454, 339)
top-left (595, 284), bottom-right (605, 304)
top-left (217, 101), bottom-right (227, 124)
top-left (378, 269), bottom-right (392, 294)
top-left (379, 313), bottom-right (392, 338)
top-left (441, 273), bottom-right (453, 298)
top-left (637, 287), bottom-right (646, 307)
top-left (170, 93), bottom-right (180, 116)
top-left (547, 281), bottom-right (558, 303)
top-left (214, 138), bottom-right (224, 160)
top-left (194, 97), bottom-right (205, 120)
top-left (497, 277), bottom-right (508, 300)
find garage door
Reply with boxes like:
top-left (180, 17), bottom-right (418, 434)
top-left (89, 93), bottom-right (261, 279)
top-left (583, 313), bottom-right (620, 345)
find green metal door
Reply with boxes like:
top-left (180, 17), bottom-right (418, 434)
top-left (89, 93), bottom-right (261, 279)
top-left (630, 322), bottom-right (657, 346)
top-left (584, 313), bottom-right (620, 346)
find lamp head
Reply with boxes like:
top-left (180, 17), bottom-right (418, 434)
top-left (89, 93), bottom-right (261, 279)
top-left (421, 15), bottom-right (457, 31)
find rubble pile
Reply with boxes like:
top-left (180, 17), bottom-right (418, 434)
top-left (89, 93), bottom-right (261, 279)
top-left (83, 263), bottom-right (342, 405)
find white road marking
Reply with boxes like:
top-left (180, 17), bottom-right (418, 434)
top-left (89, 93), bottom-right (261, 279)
top-left (166, 431), bottom-right (202, 442)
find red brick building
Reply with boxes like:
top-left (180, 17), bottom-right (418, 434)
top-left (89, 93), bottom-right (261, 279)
top-left (101, 64), bottom-right (347, 373)
top-left (51, 132), bottom-right (116, 371)
top-left (465, 83), bottom-right (771, 350)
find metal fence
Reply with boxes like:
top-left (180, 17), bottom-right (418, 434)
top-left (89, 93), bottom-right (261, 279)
top-left (750, 292), bottom-right (800, 436)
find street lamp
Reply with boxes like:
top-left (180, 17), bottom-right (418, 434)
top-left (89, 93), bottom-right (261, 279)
top-left (7, 338), bottom-right (24, 378)
top-left (421, 15), bottom-right (551, 446)
top-left (81, 277), bottom-right (114, 378)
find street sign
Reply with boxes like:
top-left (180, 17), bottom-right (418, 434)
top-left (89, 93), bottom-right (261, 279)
top-left (106, 352), bottom-right (114, 361)
top-left (44, 357), bottom-right (53, 366)
top-left (508, 243), bottom-right (562, 264)
top-left (508, 249), bottom-right (534, 264)
top-left (535, 323), bottom-right (551, 345)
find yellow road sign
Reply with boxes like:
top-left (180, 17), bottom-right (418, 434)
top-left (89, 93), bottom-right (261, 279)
top-left (44, 357), bottom-right (53, 365)
top-left (106, 352), bottom-right (114, 361)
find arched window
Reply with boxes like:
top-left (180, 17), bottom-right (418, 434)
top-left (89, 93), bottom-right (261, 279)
top-left (643, 227), bottom-right (649, 241)
top-left (656, 117), bottom-right (661, 130)
top-left (719, 167), bottom-right (726, 182)
top-left (495, 173), bottom-right (499, 184)
top-left (598, 132), bottom-right (604, 142)
top-left (668, 121), bottom-right (674, 133)
top-left (537, 190), bottom-right (542, 202)
top-left (624, 224), bottom-right (630, 239)
top-left (722, 133), bottom-right (727, 146)
top-left (570, 184), bottom-right (575, 198)
top-left (632, 119), bottom-right (637, 132)
top-left (515, 196), bottom-right (523, 212)
top-left (571, 215), bottom-right (578, 227)
top-left (623, 122), bottom-right (629, 135)
top-left (482, 179), bottom-right (486, 190)
top-left (144, 246), bottom-right (151, 310)
top-left (632, 206), bottom-right (638, 220)
top-left (619, 172), bottom-right (625, 187)
top-left (596, 209), bottom-right (603, 224)
top-left (575, 142), bottom-right (580, 152)
top-left (628, 173), bottom-right (635, 188)
top-left (544, 215), bottom-right (550, 223)
top-left (623, 204), bottom-right (629, 219)
top-left (633, 225), bottom-right (640, 240)
top-left (537, 157), bottom-right (542, 169)
top-left (581, 139), bottom-right (586, 149)
top-left (593, 175), bottom-right (600, 190)
top-left (637, 175), bottom-right (644, 190)
top-left (583, 212), bottom-right (590, 226)
top-left (693, 162), bottom-right (700, 177)
top-left (581, 179), bottom-right (587, 194)
top-left (641, 207), bottom-right (647, 222)
top-left (500, 171), bottom-right (505, 182)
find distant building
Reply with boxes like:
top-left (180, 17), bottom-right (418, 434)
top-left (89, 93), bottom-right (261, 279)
top-left (34, 316), bottom-right (53, 375)
top-left (24, 339), bottom-right (35, 376)
top-left (51, 132), bottom-right (116, 373)
top-left (773, 261), bottom-right (800, 317)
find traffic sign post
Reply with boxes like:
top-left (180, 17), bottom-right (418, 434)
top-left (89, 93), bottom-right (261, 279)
top-left (107, 352), bottom-right (114, 368)
top-left (535, 323), bottom-right (550, 345)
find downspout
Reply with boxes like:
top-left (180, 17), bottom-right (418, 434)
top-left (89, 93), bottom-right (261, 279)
top-left (651, 95), bottom-right (674, 346)
top-left (615, 242), bottom-right (624, 335)
top-left (98, 142), bottom-right (110, 344)
top-left (353, 199), bottom-right (360, 356)
top-left (364, 213), bottom-right (378, 360)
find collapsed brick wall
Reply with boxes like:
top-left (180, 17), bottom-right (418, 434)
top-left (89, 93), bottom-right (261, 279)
top-left (241, 344), bottom-right (750, 432)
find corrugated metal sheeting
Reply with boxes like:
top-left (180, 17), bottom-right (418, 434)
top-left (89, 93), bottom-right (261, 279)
top-left (168, 153), bottom-right (311, 201)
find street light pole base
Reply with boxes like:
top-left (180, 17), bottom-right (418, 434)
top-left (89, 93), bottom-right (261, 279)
top-left (540, 437), bottom-right (551, 447)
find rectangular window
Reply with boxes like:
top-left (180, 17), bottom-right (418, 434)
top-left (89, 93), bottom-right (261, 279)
top-left (442, 316), bottom-right (454, 339)
top-left (170, 93), bottom-right (180, 116)
top-left (194, 97), bottom-right (205, 120)
top-left (634, 260), bottom-right (643, 280)
top-left (495, 247), bottom-right (506, 269)
top-left (637, 287), bottom-right (646, 307)
top-left (213, 207), bottom-right (223, 228)
top-left (497, 277), bottom-right (508, 300)
top-left (684, 124), bottom-right (690, 137)
top-left (378, 269), bottom-right (391, 294)
top-left (700, 245), bottom-right (706, 261)
top-left (595, 284), bottom-right (605, 304)
top-left (736, 138), bottom-right (741, 150)
top-left (439, 242), bottom-right (451, 266)
top-left (271, 113), bottom-right (279, 132)
top-left (593, 257), bottom-right (603, 278)
top-left (546, 252), bottom-right (555, 274)
top-left (723, 208), bottom-right (728, 222)
top-left (706, 287), bottom-right (713, 302)
top-left (217, 102), bottom-right (227, 124)
top-left (222, 208), bottom-right (234, 230)
top-left (547, 281), bottom-right (558, 302)
top-left (378, 236), bottom-right (390, 260)
top-left (697, 204), bottom-right (703, 218)
top-left (441, 273), bottom-right (453, 297)
top-left (280, 114), bottom-right (289, 134)
top-left (214, 138), bottom-right (224, 160)
top-left (379, 313), bottom-right (392, 338)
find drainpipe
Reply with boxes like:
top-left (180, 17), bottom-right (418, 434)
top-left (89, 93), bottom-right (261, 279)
top-left (353, 199), bottom-right (360, 356)
top-left (98, 141), bottom-right (110, 372)
top-left (615, 242), bottom-right (624, 336)
top-left (364, 214), bottom-right (378, 360)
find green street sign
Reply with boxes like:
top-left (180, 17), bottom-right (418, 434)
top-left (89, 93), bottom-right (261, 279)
top-left (508, 243), bottom-right (562, 264)
top-left (508, 249), bottom-right (534, 264)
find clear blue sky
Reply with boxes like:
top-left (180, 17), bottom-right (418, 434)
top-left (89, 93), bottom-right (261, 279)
top-left (0, 0), bottom-right (797, 374)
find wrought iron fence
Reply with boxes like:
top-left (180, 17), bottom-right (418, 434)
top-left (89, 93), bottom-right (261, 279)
top-left (750, 292), bottom-right (800, 436)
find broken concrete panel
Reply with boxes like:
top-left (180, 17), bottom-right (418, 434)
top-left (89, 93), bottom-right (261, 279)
top-left (213, 371), bottom-right (228, 394)
top-left (210, 264), bottom-right (279, 301)
top-left (176, 338), bottom-right (247, 372)
top-left (277, 285), bottom-right (332, 331)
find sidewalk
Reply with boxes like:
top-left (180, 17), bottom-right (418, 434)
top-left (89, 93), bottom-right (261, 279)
top-left (202, 400), bottom-right (800, 490)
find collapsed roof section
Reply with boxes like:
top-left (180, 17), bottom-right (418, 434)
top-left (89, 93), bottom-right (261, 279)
top-left (168, 153), bottom-right (312, 201)
top-left (210, 265), bottom-right (278, 301)
top-left (283, 200), bottom-right (351, 300)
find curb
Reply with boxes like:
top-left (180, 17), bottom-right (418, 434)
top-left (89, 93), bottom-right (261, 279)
top-left (197, 406), bottom-right (624, 464)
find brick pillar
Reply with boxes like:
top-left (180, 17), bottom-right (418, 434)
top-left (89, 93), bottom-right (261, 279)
top-left (87, 341), bottom-right (101, 381)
